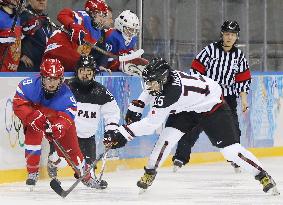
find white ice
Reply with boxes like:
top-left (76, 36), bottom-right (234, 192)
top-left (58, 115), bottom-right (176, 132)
top-left (0, 157), bottom-right (282, 205)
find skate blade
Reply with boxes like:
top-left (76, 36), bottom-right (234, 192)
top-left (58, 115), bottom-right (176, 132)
top-left (173, 166), bottom-right (179, 173)
top-left (268, 187), bottom-right (280, 196)
top-left (234, 167), bottom-right (241, 174)
top-left (138, 188), bottom-right (147, 194)
top-left (27, 185), bottom-right (35, 192)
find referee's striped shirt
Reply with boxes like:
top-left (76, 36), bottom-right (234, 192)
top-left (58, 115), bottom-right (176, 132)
top-left (190, 41), bottom-right (251, 96)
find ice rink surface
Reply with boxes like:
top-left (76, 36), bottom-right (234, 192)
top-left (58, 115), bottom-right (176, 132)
top-left (0, 157), bottom-right (282, 205)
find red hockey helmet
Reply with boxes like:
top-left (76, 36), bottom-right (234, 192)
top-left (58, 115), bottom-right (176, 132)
top-left (40, 58), bottom-right (64, 79)
top-left (85, 0), bottom-right (109, 15)
top-left (40, 58), bottom-right (64, 95)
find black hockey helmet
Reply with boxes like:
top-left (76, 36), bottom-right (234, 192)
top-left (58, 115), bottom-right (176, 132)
top-left (221, 20), bottom-right (240, 35)
top-left (142, 57), bottom-right (171, 95)
top-left (75, 55), bottom-right (96, 86)
top-left (76, 55), bottom-right (96, 70)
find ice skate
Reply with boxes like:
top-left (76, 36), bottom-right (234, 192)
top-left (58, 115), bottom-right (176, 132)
top-left (26, 172), bottom-right (39, 191)
top-left (255, 171), bottom-right (280, 195)
top-left (173, 159), bottom-right (183, 172)
top-left (82, 174), bottom-right (108, 189)
top-left (47, 158), bottom-right (61, 179)
top-left (137, 167), bottom-right (157, 193)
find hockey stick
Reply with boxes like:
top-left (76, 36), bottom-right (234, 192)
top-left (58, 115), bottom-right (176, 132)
top-left (238, 153), bottom-right (280, 195)
top-left (51, 138), bottom-right (80, 174)
top-left (48, 21), bottom-right (144, 62)
top-left (138, 141), bottom-right (168, 194)
top-left (45, 122), bottom-right (80, 174)
top-left (238, 153), bottom-right (265, 172)
top-left (98, 150), bottom-right (107, 181)
top-left (154, 141), bottom-right (169, 169)
top-left (50, 147), bottom-right (111, 198)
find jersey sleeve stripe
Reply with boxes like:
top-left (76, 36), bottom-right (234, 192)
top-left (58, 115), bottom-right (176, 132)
top-left (191, 59), bottom-right (206, 74)
top-left (235, 69), bottom-right (251, 82)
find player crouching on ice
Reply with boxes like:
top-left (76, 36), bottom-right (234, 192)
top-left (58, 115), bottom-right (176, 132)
top-left (13, 58), bottom-right (106, 190)
top-left (47, 55), bottom-right (120, 188)
top-left (103, 58), bottom-right (280, 195)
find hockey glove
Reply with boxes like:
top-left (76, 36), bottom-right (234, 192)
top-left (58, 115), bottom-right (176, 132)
top-left (125, 99), bottom-right (145, 124)
top-left (121, 57), bottom-right (149, 76)
top-left (27, 110), bottom-right (48, 132)
top-left (125, 110), bottom-right (142, 124)
top-left (103, 130), bottom-right (127, 149)
top-left (45, 123), bottom-right (65, 141)
top-left (69, 23), bottom-right (86, 45)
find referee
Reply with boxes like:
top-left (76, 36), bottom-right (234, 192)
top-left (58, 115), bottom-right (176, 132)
top-left (172, 20), bottom-right (251, 172)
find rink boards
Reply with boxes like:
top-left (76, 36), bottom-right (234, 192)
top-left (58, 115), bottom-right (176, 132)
top-left (0, 72), bottom-right (283, 184)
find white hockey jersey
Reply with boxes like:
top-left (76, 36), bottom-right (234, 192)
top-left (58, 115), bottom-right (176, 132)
top-left (119, 70), bottom-right (222, 140)
top-left (68, 80), bottom-right (120, 139)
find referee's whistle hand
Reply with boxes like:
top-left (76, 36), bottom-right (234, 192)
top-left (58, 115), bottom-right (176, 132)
top-left (242, 105), bottom-right (249, 113)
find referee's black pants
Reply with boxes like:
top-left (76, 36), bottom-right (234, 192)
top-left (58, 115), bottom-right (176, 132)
top-left (172, 95), bottom-right (241, 165)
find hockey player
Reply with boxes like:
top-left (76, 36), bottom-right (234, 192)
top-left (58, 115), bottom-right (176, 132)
top-left (172, 20), bottom-right (251, 172)
top-left (105, 10), bottom-right (148, 76)
top-left (43, 0), bottom-right (110, 71)
top-left (18, 0), bottom-right (52, 72)
top-left (47, 55), bottom-right (120, 188)
top-left (13, 58), bottom-right (105, 189)
top-left (103, 58), bottom-right (280, 195)
top-left (0, 0), bottom-right (22, 72)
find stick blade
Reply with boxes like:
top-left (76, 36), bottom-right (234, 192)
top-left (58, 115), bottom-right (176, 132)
top-left (50, 179), bottom-right (67, 198)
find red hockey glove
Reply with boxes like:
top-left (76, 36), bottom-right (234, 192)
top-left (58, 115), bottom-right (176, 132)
top-left (51, 123), bottom-right (65, 140)
top-left (26, 110), bottom-right (48, 132)
top-left (45, 123), bottom-right (65, 141)
top-left (69, 23), bottom-right (86, 45)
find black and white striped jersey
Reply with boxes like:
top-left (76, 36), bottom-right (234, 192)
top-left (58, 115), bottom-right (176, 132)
top-left (190, 41), bottom-right (251, 96)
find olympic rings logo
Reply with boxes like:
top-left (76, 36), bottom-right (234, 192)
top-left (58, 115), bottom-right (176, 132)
top-left (4, 98), bottom-right (24, 148)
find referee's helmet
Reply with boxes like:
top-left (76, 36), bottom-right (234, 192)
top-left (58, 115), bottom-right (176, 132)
top-left (221, 20), bottom-right (240, 36)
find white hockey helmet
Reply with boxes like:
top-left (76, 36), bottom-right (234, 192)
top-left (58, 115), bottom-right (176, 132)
top-left (114, 10), bottom-right (140, 45)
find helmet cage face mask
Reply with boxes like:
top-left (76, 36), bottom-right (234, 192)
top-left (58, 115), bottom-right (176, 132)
top-left (123, 26), bottom-right (139, 40)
